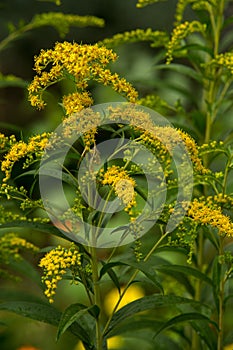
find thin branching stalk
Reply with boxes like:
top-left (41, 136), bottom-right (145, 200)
top-left (103, 227), bottom-right (170, 336)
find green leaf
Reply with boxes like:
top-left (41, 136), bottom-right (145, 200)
top-left (0, 74), bottom-right (28, 88)
top-left (0, 301), bottom-right (60, 326)
top-left (38, 167), bottom-right (78, 187)
top-left (56, 303), bottom-right (99, 341)
top-left (0, 122), bottom-right (22, 132)
top-left (0, 220), bottom-right (76, 243)
top-left (105, 315), bottom-right (162, 338)
top-left (154, 312), bottom-right (218, 339)
top-left (0, 288), bottom-right (44, 303)
top-left (181, 43), bottom-right (213, 56)
top-left (105, 294), bottom-right (208, 336)
top-left (9, 258), bottom-right (42, 287)
top-left (0, 301), bottom-right (91, 343)
top-left (224, 293), bottom-right (233, 306)
top-left (191, 320), bottom-right (217, 350)
top-left (155, 264), bottom-right (195, 296)
top-left (134, 186), bottom-right (148, 202)
top-left (154, 63), bottom-right (203, 82)
top-left (99, 261), bottom-right (125, 292)
top-left (203, 227), bottom-right (219, 250)
top-left (155, 264), bottom-right (213, 286)
top-left (125, 259), bottom-right (164, 293)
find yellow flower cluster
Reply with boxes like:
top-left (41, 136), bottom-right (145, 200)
top-left (136, 0), bottom-right (158, 8)
top-left (178, 130), bottom-right (209, 174)
top-left (140, 126), bottom-right (207, 173)
top-left (0, 133), bottom-right (16, 150)
top-left (166, 21), bottom-right (206, 64)
top-left (175, 0), bottom-right (191, 24)
top-left (191, 0), bottom-right (219, 11)
top-left (0, 233), bottom-right (39, 263)
top-left (175, 0), bottom-right (220, 24)
top-left (58, 108), bottom-right (101, 152)
top-left (212, 52), bottom-right (233, 75)
top-left (99, 28), bottom-right (168, 48)
top-left (62, 92), bottom-right (93, 115)
top-left (1, 132), bottom-right (50, 182)
top-left (32, 12), bottom-right (104, 38)
top-left (28, 42), bottom-right (138, 114)
top-left (107, 105), bottom-right (207, 175)
top-left (0, 133), bottom-right (7, 149)
top-left (187, 199), bottom-right (233, 237)
top-left (101, 165), bottom-right (136, 212)
top-left (199, 140), bottom-right (224, 152)
top-left (138, 94), bottom-right (171, 113)
top-left (39, 244), bottom-right (82, 303)
top-left (175, 0), bottom-right (206, 24)
top-left (139, 129), bottom-right (172, 176)
top-left (205, 194), bottom-right (233, 211)
top-left (108, 104), bottom-right (154, 132)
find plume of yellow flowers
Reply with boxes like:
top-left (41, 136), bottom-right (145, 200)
top-left (62, 91), bottom-right (94, 116)
top-left (101, 165), bottom-right (136, 213)
top-left (28, 42), bottom-right (138, 114)
top-left (136, 0), bottom-right (159, 8)
top-left (187, 199), bottom-right (233, 237)
top-left (0, 233), bottom-right (39, 262)
top-left (107, 105), bottom-right (208, 175)
top-left (39, 244), bottom-right (82, 303)
top-left (99, 28), bottom-right (168, 48)
top-left (0, 233), bottom-right (39, 279)
top-left (1, 132), bottom-right (50, 182)
top-left (137, 94), bottom-right (171, 114)
top-left (178, 130), bottom-right (209, 174)
top-left (0, 133), bottom-right (17, 151)
top-left (32, 12), bottom-right (105, 38)
top-left (166, 21), bottom-right (206, 64)
top-left (175, 0), bottom-right (221, 24)
top-left (211, 52), bottom-right (233, 75)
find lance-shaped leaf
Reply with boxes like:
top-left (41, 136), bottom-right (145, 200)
top-left (105, 294), bottom-right (210, 336)
top-left (0, 301), bottom-right (91, 343)
top-left (56, 303), bottom-right (99, 341)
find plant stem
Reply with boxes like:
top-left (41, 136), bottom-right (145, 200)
top-left (192, 230), bottom-right (204, 350)
top-left (103, 228), bottom-right (169, 335)
top-left (0, 24), bottom-right (33, 52)
top-left (203, 0), bottom-right (225, 146)
top-left (217, 237), bottom-right (225, 350)
top-left (90, 245), bottom-right (103, 350)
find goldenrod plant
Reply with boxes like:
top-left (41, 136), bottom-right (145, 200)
top-left (0, 1), bottom-right (233, 350)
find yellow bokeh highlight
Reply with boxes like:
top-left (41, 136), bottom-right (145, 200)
top-left (104, 284), bottom-right (145, 316)
top-left (75, 336), bottom-right (123, 350)
top-left (224, 344), bottom-right (233, 350)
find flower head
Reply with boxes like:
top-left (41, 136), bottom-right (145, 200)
top-left (1, 133), bottom-right (50, 182)
top-left (166, 21), bottom-right (206, 64)
top-left (39, 244), bottom-right (82, 303)
top-left (28, 42), bottom-right (138, 114)
top-left (101, 165), bottom-right (136, 212)
top-left (187, 199), bottom-right (233, 237)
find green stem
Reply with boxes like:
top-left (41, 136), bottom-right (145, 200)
top-left (95, 149), bottom-right (139, 240)
top-left (103, 228), bottom-right (169, 335)
top-left (217, 237), bottom-right (225, 350)
top-left (203, 0), bottom-right (225, 146)
top-left (90, 245), bottom-right (103, 350)
top-left (222, 154), bottom-right (233, 194)
top-left (192, 230), bottom-right (204, 350)
top-left (0, 24), bottom-right (34, 52)
top-left (80, 270), bottom-right (93, 305)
